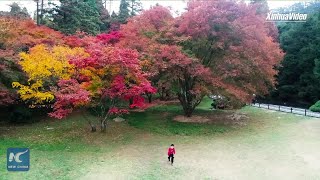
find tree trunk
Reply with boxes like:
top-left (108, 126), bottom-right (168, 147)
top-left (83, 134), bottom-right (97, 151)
top-left (40, 0), bottom-right (44, 24)
top-left (101, 119), bottom-right (107, 132)
top-left (81, 109), bottom-right (97, 132)
top-left (129, 97), bottom-right (133, 105)
top-left (147, 93), bottom-right (152, 103)
top-left (176, 73), bottom-right (203, 117)
top-left (100, 115), bottom-right (108, 133)
top-left (179, 94), bottom-right (194, 117)
top-left (159, 87), bottom-right (165, 101)
top-left (184, 107), bottom-right (193, 117)
top-left (36, 1), bottom-right (39, 25)
top-left (165, 90), bottom-right (170, 101)
top-left (91, 125), bottom-right (97, 132)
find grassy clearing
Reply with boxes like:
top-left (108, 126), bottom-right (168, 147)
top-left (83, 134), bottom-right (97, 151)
top-left (125, 104), bottom-right (229, 136)
top-left (1, 99), bottom-right (320, 179)
top-left (125, 96), bottom-right (234, 135)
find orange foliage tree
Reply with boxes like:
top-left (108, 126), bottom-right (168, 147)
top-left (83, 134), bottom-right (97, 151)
top-left (0, 17), bottom-right (64, 106)
top-left (12, 33), bottom-right (156, 132)
top-left (118, 1), bottom-right (284, 116)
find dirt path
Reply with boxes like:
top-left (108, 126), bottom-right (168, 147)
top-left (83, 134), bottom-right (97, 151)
top-left (82, 111), bottom-right (320, 180)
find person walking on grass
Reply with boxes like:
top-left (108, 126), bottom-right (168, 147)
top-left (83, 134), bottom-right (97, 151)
top-left (167, 144), bottom-right (175, 165)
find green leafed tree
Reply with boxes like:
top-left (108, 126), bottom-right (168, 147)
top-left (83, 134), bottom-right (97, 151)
top-left (272, 3), bottom-right (320, 105)
top-left (10, 3), bottom-right (30, 18)
top-left (129, 0), bottom-right (142, 16)
top-left (118, 0), bottom-right (130, 23)
top-left (115, 0), bottom-right (142, 24)
top-left (0, 3), bottom-right (30, 19)
top-left (95, 0), bottom-right (111, 32)
top-left (49, 0), bottom-right (102, 35)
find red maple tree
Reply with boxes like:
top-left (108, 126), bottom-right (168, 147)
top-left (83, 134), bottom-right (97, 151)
top-left (51, 36), bottom-right (156, 131)
top-left (0, 17), bottom-right (64, 107)
top-left (118, 2), bottom-right (284, 116)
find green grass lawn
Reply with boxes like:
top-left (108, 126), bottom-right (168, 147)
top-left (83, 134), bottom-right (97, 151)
top-left (1, 99), bottom-right (320, 179)
top-left (125, 105), bottom-right (228, 136)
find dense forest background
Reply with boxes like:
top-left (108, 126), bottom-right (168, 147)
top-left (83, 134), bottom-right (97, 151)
top-left (261, 1), bottom-right (320, 108)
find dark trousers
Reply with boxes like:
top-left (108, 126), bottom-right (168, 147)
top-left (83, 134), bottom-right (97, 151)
top-left (168, 154), bottom-right (174, 164)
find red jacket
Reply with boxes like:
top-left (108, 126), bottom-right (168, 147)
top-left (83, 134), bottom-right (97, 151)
top-left (168, 147), bottom-right (175, 156)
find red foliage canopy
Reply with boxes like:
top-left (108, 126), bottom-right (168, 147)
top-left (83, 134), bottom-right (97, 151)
top-left (118, 2), bottom-right (284, 115)
top-left (50, 36), bottom-right (156, 119)
top-left (0, 17), bottom-right (64, 106)
top-left (173, 0), bottom-right (284, 101)
top-left (49, 79), bottom-right (90, 119)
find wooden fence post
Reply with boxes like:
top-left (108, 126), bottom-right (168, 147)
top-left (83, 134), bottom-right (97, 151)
top-left (305, 109), bottom-right (307, 116)
top-left (279, 105), bottom-right (280, 111)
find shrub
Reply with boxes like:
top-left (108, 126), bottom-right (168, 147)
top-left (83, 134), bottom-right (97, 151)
top-left (309, 100), bottom-right (320, 112)
top-left (211, 97), bottom-right (245, 110)
top-left (9, 106), bottom-right (32, 123)
top-left (211, 100), bottom-right (216, 109)
top-left (215, 98), bottom-right (229, 109)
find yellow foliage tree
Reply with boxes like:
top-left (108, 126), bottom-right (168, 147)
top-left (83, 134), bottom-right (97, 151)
top-left (12, 44), bottom-right (89, 105)
top-left (12, 80), bottom-right (54, 104)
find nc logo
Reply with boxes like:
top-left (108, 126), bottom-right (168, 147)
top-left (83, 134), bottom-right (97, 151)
top-left (8, 149), bottom-right (29, 162)
top-left (7, 148), bottom-right (30, 171)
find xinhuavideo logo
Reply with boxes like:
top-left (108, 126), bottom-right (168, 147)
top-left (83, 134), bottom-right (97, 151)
top-left (7, 148), bottom-right (30, 171)
top-left (266, 12), bottom-right (308, 22)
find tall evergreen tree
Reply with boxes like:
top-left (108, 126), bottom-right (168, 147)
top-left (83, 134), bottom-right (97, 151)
top-left (118, 0), bottom-right (130, 23)
top-left (271, 2), bottom-right (320, 106)
top-left (109, 0), bottom-right (141, 30)
top-left (109, 11), bottom-right (120, 31)
top-left (49, 0), bottom-right (102, 35)
top-left (7, 3), bottom-right (30, 19)
top-left (96, 0), bottom-right (110, 32)
top-left (129, 0), bottom-right (142, 16)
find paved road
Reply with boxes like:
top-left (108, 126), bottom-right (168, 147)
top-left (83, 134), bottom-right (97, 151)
top-left (251, 103), bottom-right (320, 118)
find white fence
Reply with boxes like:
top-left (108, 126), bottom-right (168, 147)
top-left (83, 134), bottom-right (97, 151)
top-left (251, 103), bottom-right (320, 118)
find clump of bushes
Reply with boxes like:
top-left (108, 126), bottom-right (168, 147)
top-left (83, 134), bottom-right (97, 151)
top-left (211, 100), bottom-right (217, 109)
top-left (215, 98), bottom-right (227, 109)
top-left (210, 95), bottom-right (245, 110)
top-left (309, 100), bottom-right (320, 112)
top-left (4, 105), bottom-right (47, 124)
top-left (9, 106), bottom-right (32, 123)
